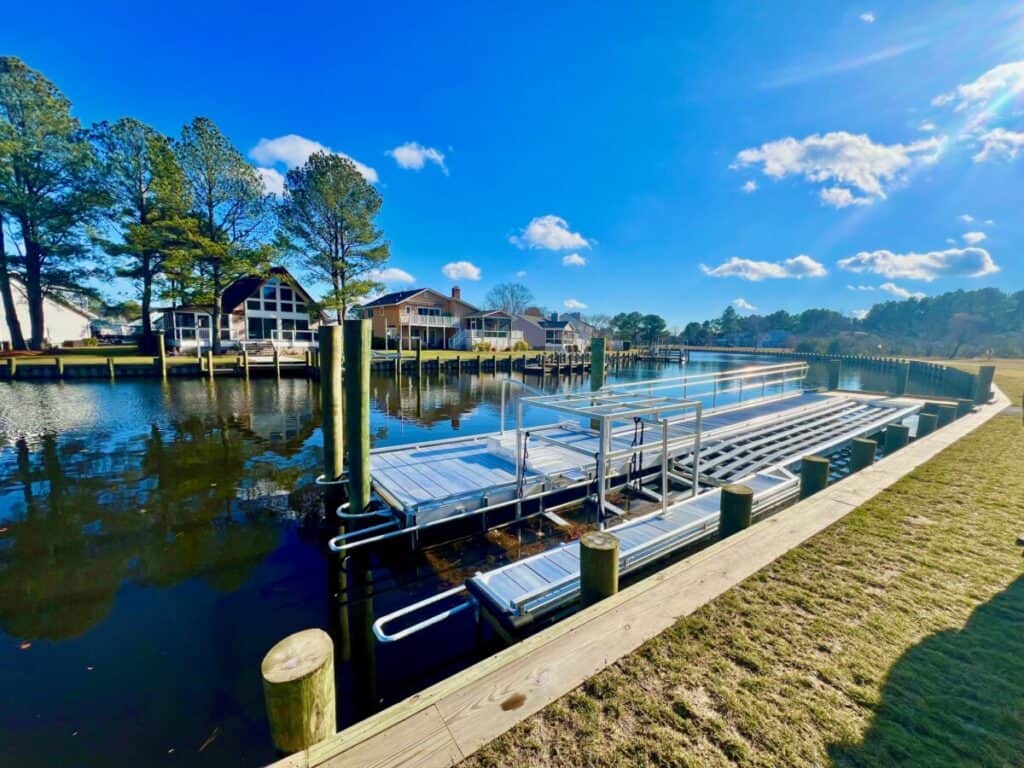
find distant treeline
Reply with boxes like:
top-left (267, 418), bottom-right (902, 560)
top-left (674, 287), bottom-right (1024, 358)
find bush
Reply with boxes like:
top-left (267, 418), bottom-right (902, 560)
top-left (474, 341), bottom-right (493, 352)
top-left (512, 340), bottom-right (530, 351)
top-left (83, 337), bottom-right (100, 347)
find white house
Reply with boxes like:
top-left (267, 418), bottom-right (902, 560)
top-left (0, 277), bottom-right (95, 348)
top-left (156, 267), bottom-right (321, 352)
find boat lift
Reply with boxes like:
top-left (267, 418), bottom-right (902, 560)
top-left (328, 363), bottom-right (809, 553)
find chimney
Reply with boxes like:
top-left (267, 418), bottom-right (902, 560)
top-left (550, 312), bottom-right (558, 322)
top-left (451, 286), bottom-right (461, 300)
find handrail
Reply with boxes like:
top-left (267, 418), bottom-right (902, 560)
top-left (499, 377), bottom-right (547, 434)
top-left (372, 585), bottom-right (477, 643)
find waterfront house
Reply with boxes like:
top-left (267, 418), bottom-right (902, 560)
top-left (0, 277), bottom-right (95, 348)
top-left (538, 313), bottom-right (584, 352)
top-left (157, 267), bottom-right (320, 352)
top-left (357, 286), bottom-right (478, 350)
top-left (459, 309), bottom-right (525, 350)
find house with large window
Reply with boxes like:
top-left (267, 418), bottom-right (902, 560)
top-left (157, 267), bottom-right (320, 352)
top-left (538, 313), bottom-right (582, 352)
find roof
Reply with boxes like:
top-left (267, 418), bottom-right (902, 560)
top-left (9, 278), bottom-right (97, 320)
top-left (539, 319), bottom-right (572, 330)
top-left (360, 289), bottom-right (428, 308)
top-left (360, 287), bottom-right (480, 312)
top-left (465, 309), bottom-right (513, 319)
top-left (220, 266), bottom-right (313, 311)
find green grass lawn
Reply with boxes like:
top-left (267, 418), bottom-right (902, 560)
top-left (466, 414), bottom-right (1024, 768)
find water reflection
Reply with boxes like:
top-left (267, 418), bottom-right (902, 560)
top-left (2, 354), bottom-right (880, 766)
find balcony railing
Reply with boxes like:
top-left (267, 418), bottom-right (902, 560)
top-left (399, 313), bottom-right (456, 328)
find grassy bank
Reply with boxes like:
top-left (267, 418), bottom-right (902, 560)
top-left (466, 414), bottom-right (1024, 768)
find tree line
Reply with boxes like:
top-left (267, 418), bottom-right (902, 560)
top-left (0, 57), bottom-right (390, 352)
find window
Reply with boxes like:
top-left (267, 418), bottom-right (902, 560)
top-left (280, 287), bottom-right (293, 301)
top-left (282, 318), bottom-right (296, 331)
top-left (264, 300), bottom-right (277, 312)
top-left (296, 318), bottom-right (309, 330)
top-left (248, 317), bottom-right (277, 339)
top-left (262, 285), bottom-right (276, 300)
top-left (294, 302), bottom-right (305, 314)
top-left (247, 298), bottom-right (260, 310)
top-left (280, 302), bottom-right (294, 313)
top-left (175, 313), bottom-right (195, 328)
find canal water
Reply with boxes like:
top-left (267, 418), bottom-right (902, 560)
top-left (0, 353), bottom-right (909, 766)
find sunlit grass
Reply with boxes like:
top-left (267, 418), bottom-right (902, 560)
top-left (466, 415), bottom-right (1024, 767)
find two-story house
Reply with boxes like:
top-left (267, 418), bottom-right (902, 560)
top-left (157, 267), bottom-right (321, 352)
top-left (357, 287), bottom-right (478, 350)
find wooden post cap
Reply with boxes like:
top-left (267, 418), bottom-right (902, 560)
top-left (721, 483), bottom-right (753, 499)
top-left (262, 628), bottom-right (336, 754)
top-left (580, 530), bottom-right (619, 551)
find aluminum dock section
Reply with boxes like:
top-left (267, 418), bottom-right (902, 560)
top-left (465, 469), bottom-right (797, 628)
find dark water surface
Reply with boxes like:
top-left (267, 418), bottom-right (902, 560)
top-left (0, 353), bottom-right (908, 766)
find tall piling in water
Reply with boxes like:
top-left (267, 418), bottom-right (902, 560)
top-left (850, 437), bottom-right (876, 472)
top-left (590, 337), bottom-right (606, 392)
top-left (345, 319), bottom-right (372, 513)
top-left (319, 326), bottom-right (344, 492)
top-left (826, 359), bottom-right (841, 391)
top-left (799, 455), bottom-right (830, 499)
top-left (719, 484), bottom-right (753, 537)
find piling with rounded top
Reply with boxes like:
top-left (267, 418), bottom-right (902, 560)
top-left (580, 530), bottom-right (619, 606)
top-left (261, 628), bottom-right (336, 754)
top-left (916, 412), bottom-right (938, 439)
top-left (156, 332), bottom-right (166, 379)
top-left (344, 319), bottom-right (372, 514)
top-left (799, 455), bottom-right (830, 499)
top-left (242, 348), bottom-right (250, 378)
top-left (885, 423), bottom-right (910, 453)
top-left (7, 358), bottom-right (15, 380)
top-left (719, 484), bottom-right (753, 537)
top-left (107, 357), bottom-right (115, 380)
top-left (955, 398), bottom-right (974, 418)
top-left (936, 403), bottom-right (957, 428)
top-left (207, 349), bottom-right (214, 380)
top-left (55, 356), bottom-right (64, 378)
top-left (850, 437), bottom-right (876, 473)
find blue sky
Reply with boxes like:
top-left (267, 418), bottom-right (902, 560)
top-left (3, 1), bottom-right (1022, 326)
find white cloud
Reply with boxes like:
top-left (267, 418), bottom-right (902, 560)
top-left (932, 61), bottom-right (1024, 112)
top-left (510, 215), bottom-right (591, 250)
top-left (561, 253), bottom-right (587, 267)
top-left (741, 180), bottom-right (758, 193)
top-left (387, 142), bottom-right (448, 174)
top-left (563, 298), bottom-right (587, 310)
top-left (972, 128), bottom-right (1024, 163)
top-left (701, 254), bottom-right (827, 281)
top-left (369, 267), bottom-right (416, 284)
top-left (850, 309), bottom-right (870, 320)
top-left (945, 237), bottom-right (957, 245)
top-left (250, 134), bottom-right (379, 183)
top-left (984, 219), bottom-right (995, 225)
top-left (847, 284), bottom-right (876, 291)
top-left (880, 282), bottom-right (926, 300)
top-left (962, 231), bottom-right (987, 245)
top-left (733, 131), bottom-right (941, 207)
top-left (733, 298), bottom-right (757, 312)
top-left (441, 261), bottom-right (481, 281)
top-left (918, 121), bottom-right (936, 132)
top-left (515, 270), bottom-right (528, 278)
top-left (257, 167), bottom-right (285, 196)
top-left (819, 186), bottom-right (872, 208)
top-left (837, 247), bottom-right (999, 282)
top-left (859, 12), bottom-right (876, 23)
top-left (959, 213), bottom-right (974, 223)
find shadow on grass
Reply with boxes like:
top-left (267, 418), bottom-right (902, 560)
top-left (830, 574), bottom-right (1024, 767)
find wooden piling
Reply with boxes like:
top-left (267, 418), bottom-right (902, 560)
top-left (850, 437), bottom-right (876, 472)
top-left (936, 403), bottom-right (957, 428)
top-left (261, 628), bottom-right (336, 755)
top-left (579, 530), bottom-right (619, 606)
top-left (415, 339), bottom-right (422, 377)
top-left (974, 365), bottom-right (995, 404)
top-left (344, 319), bottom-right (372, 514)
top-left (719, 483), bottom-right (753, 538)
top-left (273, 346), bottom-right (281, 379)
top-left (893, 361), bottom-right (909, 396)
top-left (55, 356), bottom-right (64, 378)
top-left (955, 398), bottom-right (974, 418)
top-left (207, 349), bottom-right (214, 380)
top-left (799, 455), bottom-right (830, 499)
top-left (7, 358), bottom-right (15, 380)
top-left (107, 357), bottom-right (115, 380)
top-left (156, 332), bottom-right (167, 379)
top-left (319, 326), bottom-right (344, 484)
top-left (590, 337), bottom-right (606, 392)
top-left (826, 359), bottom-right (841, 391)
top-left (885, 423), bottom-right (910, 453)
top-left (242, 348), bottom-right (250, 379)
top-left (916, 411), bottom-right (938, 438)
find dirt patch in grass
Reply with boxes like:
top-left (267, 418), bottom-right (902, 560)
top-left (464, 415), bottom-right (1024, 768)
